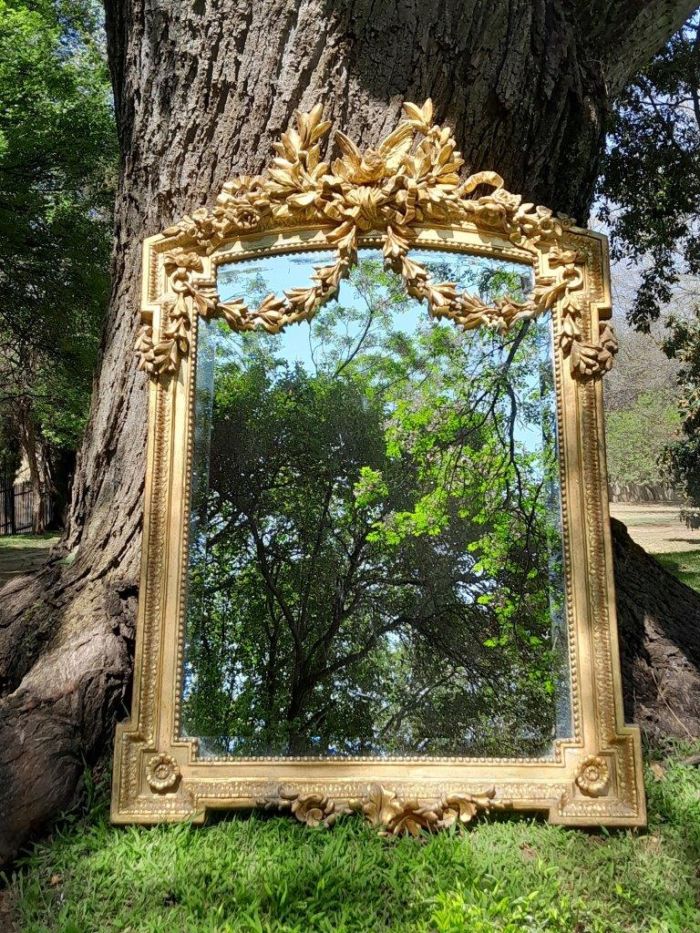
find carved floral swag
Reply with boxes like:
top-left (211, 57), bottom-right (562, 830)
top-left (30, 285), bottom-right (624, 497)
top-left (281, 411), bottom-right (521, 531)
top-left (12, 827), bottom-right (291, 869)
top-left (135, 100), bottom-right (617, 381)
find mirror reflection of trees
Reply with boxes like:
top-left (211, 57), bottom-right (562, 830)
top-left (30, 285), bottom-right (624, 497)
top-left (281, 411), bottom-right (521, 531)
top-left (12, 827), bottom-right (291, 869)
top-left (182, 251), bottom-right (569, 758)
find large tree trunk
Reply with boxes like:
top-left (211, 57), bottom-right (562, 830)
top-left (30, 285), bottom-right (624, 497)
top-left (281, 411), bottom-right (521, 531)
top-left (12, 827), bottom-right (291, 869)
top-left (613, 518), bottom-right (700, 740)
top-left (1, 0), bottom-right (697, 866)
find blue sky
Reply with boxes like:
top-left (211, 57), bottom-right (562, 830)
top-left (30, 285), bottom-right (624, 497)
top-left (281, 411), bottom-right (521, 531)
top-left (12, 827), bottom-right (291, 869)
top-left (216, 247), bottom-right (533, 369)
top-left (213, 247), bottom-right (550, 455)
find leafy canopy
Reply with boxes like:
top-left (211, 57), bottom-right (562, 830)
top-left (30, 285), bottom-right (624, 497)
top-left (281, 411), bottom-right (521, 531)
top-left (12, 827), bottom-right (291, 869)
top-left (598, 13), bottom-right (700, 509)
top-left (0, 0), bottom-right (116, 452)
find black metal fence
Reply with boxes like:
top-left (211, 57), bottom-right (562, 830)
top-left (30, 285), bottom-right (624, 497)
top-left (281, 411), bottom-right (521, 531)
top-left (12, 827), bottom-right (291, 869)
top-left (0, 478), bottom-right (53, 535)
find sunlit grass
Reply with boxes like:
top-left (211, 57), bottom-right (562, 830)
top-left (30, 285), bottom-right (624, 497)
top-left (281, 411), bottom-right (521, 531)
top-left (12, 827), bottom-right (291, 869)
top-left (0, 534), bottom-right (58, 550)
top-left (2, 743), bottom-right (699, 932)
top-left (652, 550), bottom-right (700, 593)
top-left (0, 534), bottom-right (58, 583)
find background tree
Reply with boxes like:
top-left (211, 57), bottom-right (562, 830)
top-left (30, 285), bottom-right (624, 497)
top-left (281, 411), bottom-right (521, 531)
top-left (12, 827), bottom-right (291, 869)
top-left (0, 0), bottom-right (116, 531)
top-left (1, 0), bottom-right (699, 865)
top-left (603, 270), bottom-right (681, 495)
top-left (606, 391), bottom-right (680, 490)
top-left (599, 13), bottom-right (700, 513)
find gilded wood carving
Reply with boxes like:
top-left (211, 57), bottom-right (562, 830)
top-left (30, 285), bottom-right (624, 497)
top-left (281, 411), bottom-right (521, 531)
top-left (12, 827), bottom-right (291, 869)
top-left (257, 784), bottom-right (510, 835)
top-left (112, 101), bottom-right (645, 833)
top-left (134, 101), bottom-right (617, 382)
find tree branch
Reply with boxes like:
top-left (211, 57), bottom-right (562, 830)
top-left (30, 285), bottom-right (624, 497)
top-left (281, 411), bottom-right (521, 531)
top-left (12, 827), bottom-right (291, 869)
top-left (586, 0), bottom-right (699, 98)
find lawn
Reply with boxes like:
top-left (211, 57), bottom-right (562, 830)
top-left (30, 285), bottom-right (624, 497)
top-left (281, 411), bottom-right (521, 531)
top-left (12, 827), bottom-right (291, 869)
top-left (0, 534), bottom-right (59, 584)
top-left (609, 504), bottom-right (700, 556)
top-left (2, 743), bottom-right (699, 932)
top-left (1, 528), bottom-right (698, 932)
top-left (652, 550), bottom-right (700, 593)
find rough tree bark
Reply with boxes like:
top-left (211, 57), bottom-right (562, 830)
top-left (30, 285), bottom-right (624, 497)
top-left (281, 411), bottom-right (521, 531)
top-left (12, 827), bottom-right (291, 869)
top-left (613, 518), bottom-right (700, 740)
top-left (1, 0), bottom-right (698, 865)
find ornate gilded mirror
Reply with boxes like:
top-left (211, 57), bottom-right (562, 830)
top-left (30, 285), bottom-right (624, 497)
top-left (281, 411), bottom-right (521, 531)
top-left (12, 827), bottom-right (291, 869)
top-left (112, 101), bottom-right (645, 830)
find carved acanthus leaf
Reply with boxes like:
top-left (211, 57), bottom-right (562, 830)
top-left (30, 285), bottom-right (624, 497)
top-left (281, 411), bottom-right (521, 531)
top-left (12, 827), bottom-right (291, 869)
top-left (257, 784), bottom-right (351, 828)
top-left (568, 322), bottom-right (619, 379)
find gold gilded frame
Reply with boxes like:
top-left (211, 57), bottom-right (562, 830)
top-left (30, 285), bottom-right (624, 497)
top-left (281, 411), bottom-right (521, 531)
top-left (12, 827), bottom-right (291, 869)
top-left (111, 101), bottom-right (645, 831)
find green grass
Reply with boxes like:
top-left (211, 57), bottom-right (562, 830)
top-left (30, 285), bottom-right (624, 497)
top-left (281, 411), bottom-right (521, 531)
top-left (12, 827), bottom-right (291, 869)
top-left (0, 533), bottom-right (58, 550)
top-left (2, 744), bottom-right (699, 932)
top-left (0, 534), bottom-right (58, 582)
top-left (652, 550), bottom-right (700, 593)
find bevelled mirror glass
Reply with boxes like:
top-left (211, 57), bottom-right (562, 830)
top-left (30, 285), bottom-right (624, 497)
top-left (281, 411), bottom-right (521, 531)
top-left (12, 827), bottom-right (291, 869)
top-left (113, 102), bottom-right (645, 830)
top-left (181, 249), bottom-right (571, 760)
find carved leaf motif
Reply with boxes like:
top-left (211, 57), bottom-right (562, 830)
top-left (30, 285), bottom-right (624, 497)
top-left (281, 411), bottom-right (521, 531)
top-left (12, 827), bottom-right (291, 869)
top-left (377, 123), bottom-right (415, 165)
top-left (383, 225), bottom-right (414, 263)
top-left (290, 793), bottom-right (334, 827)
top-left (597, 323), bottom-right (619, 371)
top-left (287, 191), bottom-right (319, 209)
top-left (354, 783), bottom-right (404, 828)
top-left (568, 322), bottom-right (619, 378)
top-left (334, 130), bottom-right (362, 165)
top-left (402, 99), bottom-right (433, 130)
top-left (386, 801), bottom-right (441, 837)
top-left (217, 299), bottom-right (250, 330)
top-left (439, 797), bottom-right (479, 829)
top-left (439, 787), bottom-right (499, 829)
top-left (257, 786), bottom-right (350, 829)
top-left (257, 783), bottom-right (512, 835)
top-left (134, 325), bottom-right (154, 371)
top-left (425, 281), bottom-right (458, 311)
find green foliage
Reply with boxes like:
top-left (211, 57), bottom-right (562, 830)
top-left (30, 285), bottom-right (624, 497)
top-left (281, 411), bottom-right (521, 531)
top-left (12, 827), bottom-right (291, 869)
top-left (606, 391), bottom-right (681, 486)
top-left (3, 745), bottom-right (700, 932)
top-left (599, 14), bottom-right (700, 511)
top-left (0, 0), bottom-right (116, 457)
top-left (658, 313), bottom-right (700, 507)
top-left (598, 15), bottom-right (700, 330)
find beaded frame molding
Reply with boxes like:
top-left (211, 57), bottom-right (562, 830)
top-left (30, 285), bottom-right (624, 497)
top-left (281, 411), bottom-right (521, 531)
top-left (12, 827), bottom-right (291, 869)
top-left (111, 101), bottom-right (645, 832)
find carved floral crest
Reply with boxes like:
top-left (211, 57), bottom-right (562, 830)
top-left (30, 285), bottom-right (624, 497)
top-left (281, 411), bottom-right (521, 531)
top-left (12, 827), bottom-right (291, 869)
top-left (135, 100), bottom-right (617, 380)
top-left (258, 783), bottom-right (511, 836)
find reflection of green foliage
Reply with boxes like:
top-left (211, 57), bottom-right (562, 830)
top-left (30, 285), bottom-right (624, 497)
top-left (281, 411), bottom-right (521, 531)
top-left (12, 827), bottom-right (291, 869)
top-left (183, 257), bottom-right (566, 758)
top-left (421, 253), bottom-right (530, 305)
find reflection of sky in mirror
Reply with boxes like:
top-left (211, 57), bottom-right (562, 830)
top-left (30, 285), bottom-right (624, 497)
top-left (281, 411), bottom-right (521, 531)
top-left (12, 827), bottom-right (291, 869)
top-left (218, 249), bottom-right (533, 364)
top-left (217, 249), bottom-right (543, 452)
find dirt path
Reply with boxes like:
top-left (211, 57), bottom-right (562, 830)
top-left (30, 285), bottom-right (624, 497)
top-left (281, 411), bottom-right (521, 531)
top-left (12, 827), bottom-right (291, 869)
top-left (609, 503), bottom-right (700, 554)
